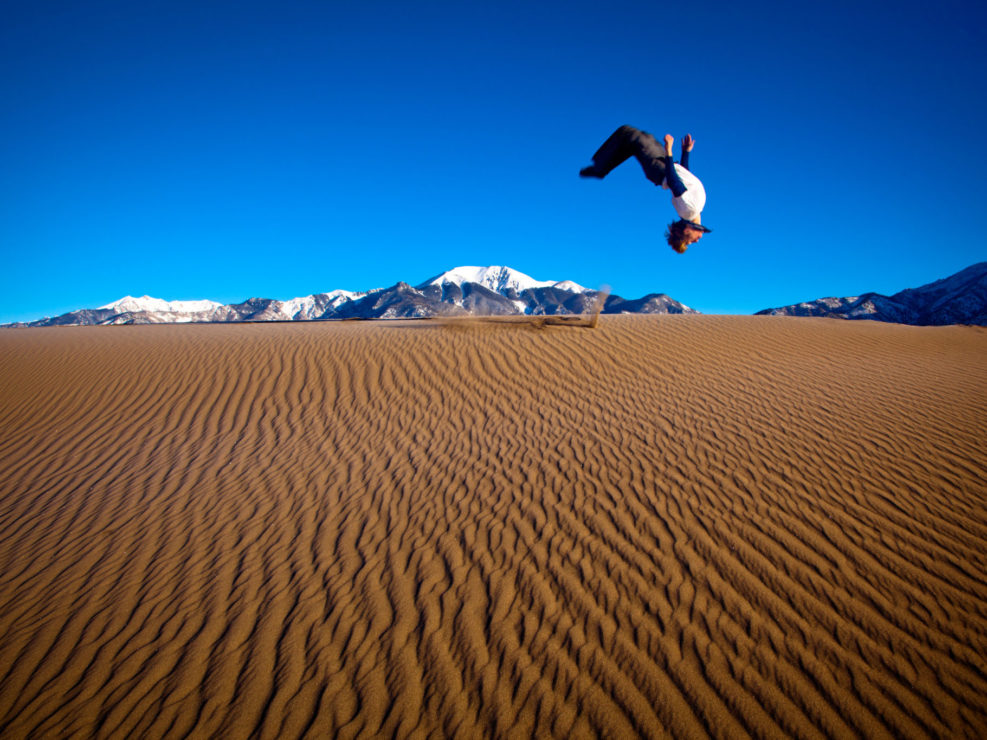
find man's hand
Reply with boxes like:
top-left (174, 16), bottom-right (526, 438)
top-left (663, 134), bottom-right (675, 156)
top-left (682, 134), bottom-right (695, 152)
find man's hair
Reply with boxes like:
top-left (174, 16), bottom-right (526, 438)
top-left (665, 220), bottom-right (691, 254)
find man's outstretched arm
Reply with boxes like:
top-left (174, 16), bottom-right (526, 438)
top-left (679, 134), bottom-right (694, 171)
top-left (663, 134), bottom-right (688, 197)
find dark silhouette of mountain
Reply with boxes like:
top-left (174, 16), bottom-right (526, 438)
top-left (755, 262), bottom-right (987, 326)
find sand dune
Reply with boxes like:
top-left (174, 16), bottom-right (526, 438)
top-left (0, 315), bottom-right (985, 738)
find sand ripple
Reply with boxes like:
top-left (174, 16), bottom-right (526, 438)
top-left (0, 316), bottom-right (985, 738)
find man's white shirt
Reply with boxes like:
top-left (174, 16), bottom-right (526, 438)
top-left (662, 163), bottom-right (706, 222)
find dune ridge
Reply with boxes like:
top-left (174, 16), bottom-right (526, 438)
top-left (0, 315), bottom-right (985, 738)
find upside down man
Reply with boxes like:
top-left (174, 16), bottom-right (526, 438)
top-left (580, 125), bottom-right (711, 253)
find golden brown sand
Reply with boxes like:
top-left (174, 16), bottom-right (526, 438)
top-left (1, 315), bottom-right (985, 738)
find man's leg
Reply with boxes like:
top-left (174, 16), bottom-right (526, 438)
top-left (580, 125), bottom-right (668, 185)
top-left (580, 125), bottom-right (637, 178)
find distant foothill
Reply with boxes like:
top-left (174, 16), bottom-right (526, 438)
top-left (756, 261), bottom-right (987, 326)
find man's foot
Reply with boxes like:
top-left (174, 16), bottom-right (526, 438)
top-left (579, 165), bottom-right (603, 178)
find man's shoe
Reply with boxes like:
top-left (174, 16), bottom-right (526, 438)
top-left (579, 165), bottom-right (603, 178)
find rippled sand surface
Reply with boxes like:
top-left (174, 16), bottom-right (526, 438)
top-left (1, 316), bottom-right (985, 738)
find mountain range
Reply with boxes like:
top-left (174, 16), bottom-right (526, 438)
top-left (5, 266), bottom-right (695, 327)
top-left (756, 262), bottom-right (987, 326)
top-left (6, 262), bottom-right (985, 328)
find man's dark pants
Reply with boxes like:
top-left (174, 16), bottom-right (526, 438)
top-left (585, 125), bottom-right (668, 186)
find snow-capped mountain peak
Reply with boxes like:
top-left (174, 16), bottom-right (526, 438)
top-left (419, 266), bottom-right (586, 294)
top-left (99, 295), bottom-right (223, 314)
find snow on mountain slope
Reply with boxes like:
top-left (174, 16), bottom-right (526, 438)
top-left (551, 280), bottom-right (588, 293)
top-left (420, 266), bottom-right (587, 295)
top-left (279, 290), bottom-right (368, 320)
top-left (100, 295), bottom-right (223, 314)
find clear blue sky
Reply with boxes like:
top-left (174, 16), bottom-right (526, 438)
top-left (2, 0), bottom-right (985, 323)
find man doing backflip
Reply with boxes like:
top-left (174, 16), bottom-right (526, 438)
top-left (580, 125), bottom-right (711, 253)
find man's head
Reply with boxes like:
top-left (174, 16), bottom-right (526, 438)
top-left (665, 220), bottom-right (709, 253)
